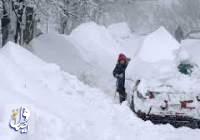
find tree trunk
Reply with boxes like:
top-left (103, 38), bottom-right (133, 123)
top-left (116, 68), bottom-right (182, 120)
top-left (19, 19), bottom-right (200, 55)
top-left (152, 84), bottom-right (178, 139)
top-left (1, 0), bottom-right (10, 46)
top-left (13, 0), bottom-right (25, 45)
top-left (23, 6), bottom-right (34, 44)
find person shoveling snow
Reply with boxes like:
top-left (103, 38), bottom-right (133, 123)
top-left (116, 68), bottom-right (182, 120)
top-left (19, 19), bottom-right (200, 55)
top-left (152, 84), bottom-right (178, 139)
top-left (113, 53), bottom-right (131, 103)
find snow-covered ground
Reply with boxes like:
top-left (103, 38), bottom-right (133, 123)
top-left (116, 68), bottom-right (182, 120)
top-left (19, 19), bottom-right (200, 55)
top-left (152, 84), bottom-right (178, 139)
top-left (30, 22), bottom-right (200, 118)
top-left (1, 22), bottom-right (200, 139)
top-left (0, 40), bottom-right (200, 140)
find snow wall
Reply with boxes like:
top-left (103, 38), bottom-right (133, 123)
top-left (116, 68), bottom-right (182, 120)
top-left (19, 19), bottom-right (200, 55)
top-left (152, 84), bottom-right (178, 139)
top-left (30, 22), bottom-right (143, 93)
top-left (31, 22), bottom-right (200, 98)
top-left (1, 42), bottom-right (200, 139)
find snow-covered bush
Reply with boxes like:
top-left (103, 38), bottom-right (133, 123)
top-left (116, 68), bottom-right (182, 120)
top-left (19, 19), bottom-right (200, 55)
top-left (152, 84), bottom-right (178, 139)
top-left (178, 61), bottom-right (194, 75)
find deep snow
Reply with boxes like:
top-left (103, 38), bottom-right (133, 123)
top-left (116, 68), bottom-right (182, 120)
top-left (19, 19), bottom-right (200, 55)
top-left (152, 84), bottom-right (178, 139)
top-left (30, 22), bottom-right (143, 94)
top-left (127, 26), bottom-right (181, 80)
top-left (0, 22), bottom-right (197, 139)
top-left (125, 27), bottom-right (200, 117)
top-left (182, 39), bottom-right (200, 65)
top-left (1, 41), bottom-right (200, 140)
top-left (138, 27), bottom-right (180, 63)
top-left (30, 22), bottom-right (200, 118)
top-left (30, 23), bottom-right (120, 93)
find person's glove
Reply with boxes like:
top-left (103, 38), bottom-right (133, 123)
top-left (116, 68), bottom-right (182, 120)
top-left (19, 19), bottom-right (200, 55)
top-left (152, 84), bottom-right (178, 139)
top-left (116, 73), bottom-right (124, 78)
top-left (126, 57), bottom-right (131, 63)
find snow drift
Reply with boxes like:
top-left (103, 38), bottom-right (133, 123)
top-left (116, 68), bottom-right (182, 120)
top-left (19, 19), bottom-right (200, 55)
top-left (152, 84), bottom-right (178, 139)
top-left (107, 22), bottom-right (144, 57)
top-left (138, 27), bottom-right (180, 63)
top-left (107, 22), bottom-right (132, 43)
top-left (29, 33), bottom-right (92, 85)
top-left (69, 22), bottom-right (121, 67)
top-left (127, 27), bottom-right (181, 80)
top-left (30, 23), bottom-right (200, 115)
top-left (127, 27), bottom-right (200, 95)
top-left (30, 22), bottom-right (142, 93)
top-left (182, 39), bottom-right (200, 65)
top-left (1, 42), bottom-right (200, 140)
top-left (126, 27), bottom-right (190, 92)
top-left (30, 23), bottom-right (119, 93)
top-left (126, 27), bottom-right (200, 119)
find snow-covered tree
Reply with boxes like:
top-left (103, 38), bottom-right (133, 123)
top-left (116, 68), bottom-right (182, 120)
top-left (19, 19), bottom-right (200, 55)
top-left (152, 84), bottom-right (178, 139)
top-left (1, 0), bottom-right (200, 46)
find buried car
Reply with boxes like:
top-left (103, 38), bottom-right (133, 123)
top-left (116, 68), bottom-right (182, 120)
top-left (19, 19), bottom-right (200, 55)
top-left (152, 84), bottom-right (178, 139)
top-left (126, 27), bottom-right (200, 129)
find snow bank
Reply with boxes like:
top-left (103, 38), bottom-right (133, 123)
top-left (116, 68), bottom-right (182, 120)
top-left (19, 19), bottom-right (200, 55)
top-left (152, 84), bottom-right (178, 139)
top-left (30, 24), bottom-right (119, 92)
top-left (69, 22), bottom-right (121, 71)
top-left (182, 39), bottom-right (200, 65)
top-left (31, 22), bottom-right (143, 93)
top-left (126, 27), bottom-right (200, 100)
top-left (107, 22), bottom-right (132, 42)
top-left (107, 22), bottom-right (144, 57)
top-left (126, 28), bottom-right (200, 116)
top-left (0, 43), bottom-right (200, 140)
top-left (128, 27), bottom-right (180, 81)
top-left (138, 27), bottom-right (180, 63)
top-left (31, 22), bottom-right (130, 93)
top-left (1, 42), bottom-right (200, 140)
top-left (30, 22), bottom-right (200, 125)
top-left (29, 33), bottom-right (91, 83)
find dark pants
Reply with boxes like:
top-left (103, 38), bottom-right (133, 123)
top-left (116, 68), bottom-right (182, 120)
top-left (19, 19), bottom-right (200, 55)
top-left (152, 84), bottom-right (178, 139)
top-left (118, 87), bottom-right (127, 103)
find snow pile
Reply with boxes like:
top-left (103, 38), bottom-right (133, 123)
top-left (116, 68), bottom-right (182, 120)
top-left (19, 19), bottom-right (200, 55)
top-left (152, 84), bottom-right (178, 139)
top-left (180, 39), bottom-right (200, 81)
top-left (30, 22), bottom-right (200, 119)
top-left (29, 33), bottom-right (90, 83)
top-left (30, 23), bottom-right (120, 93)
top-left (31, 22), bottom-right (138, 93)
top-left (128, 27), bottom-right (181, 81)
top-left (182, 39), bottom-right (200, 65)
top-left (107, 23), bottom-right (144, 57)
top-left (126, 28), bottom-right (200, 117)
top-left (69, 22), bottom-right (121, 71)
top-left (1, 42), bottom-right (200, 140)
top-left (138, 27), bottom-right (180, 63)
top-left (107, 23), bottom-right (132, 42)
